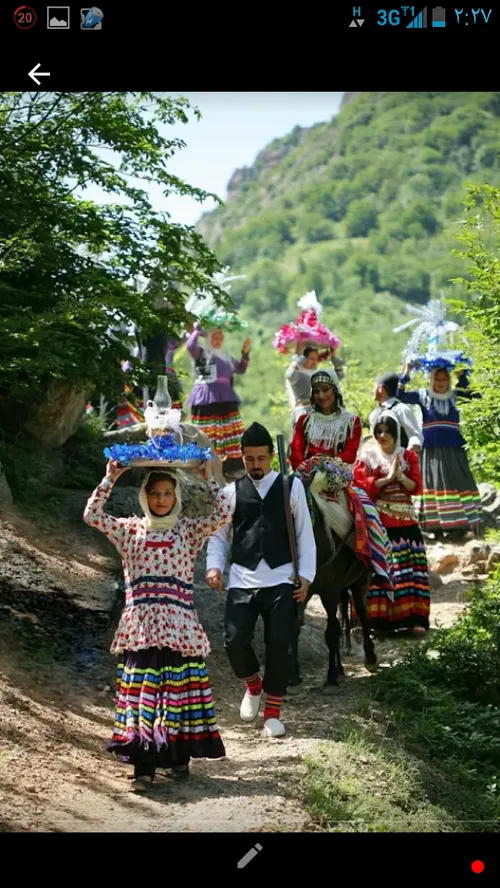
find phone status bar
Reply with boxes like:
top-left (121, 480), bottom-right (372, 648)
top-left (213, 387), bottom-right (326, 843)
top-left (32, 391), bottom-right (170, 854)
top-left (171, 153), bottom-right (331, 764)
top-left (346, 5), bottom-right (495, 31)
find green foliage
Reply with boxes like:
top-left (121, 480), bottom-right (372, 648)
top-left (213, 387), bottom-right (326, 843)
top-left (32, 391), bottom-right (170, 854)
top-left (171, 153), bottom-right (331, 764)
top-left (344, 198), bottom-right (378, 237)
top-left (0, 92), bottom-right (229, 412)
top-left (304, 557), bottom-right (500, 832)
top-left (450, 182), bottom-right (500, 483)
top-left (374, 572), bottom-right (500, 707)
top-left (304, 569), bottom-right (500, 831)
top-left (193, 93), bottom-right (500, 433)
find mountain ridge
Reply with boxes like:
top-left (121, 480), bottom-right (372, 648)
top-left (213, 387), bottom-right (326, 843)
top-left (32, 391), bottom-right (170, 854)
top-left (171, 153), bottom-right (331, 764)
top-left (185, 92), bottom-right (500, 440)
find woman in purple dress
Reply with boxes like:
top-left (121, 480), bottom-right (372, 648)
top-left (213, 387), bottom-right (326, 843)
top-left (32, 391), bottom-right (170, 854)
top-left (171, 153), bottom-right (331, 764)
top-left (186, 323), bottom-right (251, 475)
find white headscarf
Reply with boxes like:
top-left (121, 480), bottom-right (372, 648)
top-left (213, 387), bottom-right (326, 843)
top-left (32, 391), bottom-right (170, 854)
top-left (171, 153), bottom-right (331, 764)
top-left (362, 410), bottom-right (409, 474)
top-left (203, 329), bottom-right (231, 364)
top-left (138, 470), bottom-right (182, 531)
top-left (421, 368), bottom-right (456, 417)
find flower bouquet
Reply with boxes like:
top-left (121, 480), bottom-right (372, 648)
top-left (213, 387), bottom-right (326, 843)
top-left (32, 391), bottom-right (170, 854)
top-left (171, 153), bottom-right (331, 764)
top-left (307, 458), bottom-right (354, 541)
top-left (310, 457), bottom-right (354, 496)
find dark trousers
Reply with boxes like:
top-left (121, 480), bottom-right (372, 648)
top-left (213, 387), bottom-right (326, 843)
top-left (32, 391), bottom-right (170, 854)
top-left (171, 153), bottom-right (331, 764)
top-left (223, 583), bottom-right (296, 697)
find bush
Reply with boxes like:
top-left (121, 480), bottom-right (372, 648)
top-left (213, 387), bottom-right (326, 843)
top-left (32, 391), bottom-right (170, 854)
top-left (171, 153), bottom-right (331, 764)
top-left (344, 198), bottom-right (378, 237)
top-left (375, 570), bottom-right (500, 706)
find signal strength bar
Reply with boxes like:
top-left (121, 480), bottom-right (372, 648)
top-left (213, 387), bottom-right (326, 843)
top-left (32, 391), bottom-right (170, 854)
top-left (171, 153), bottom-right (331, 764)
top-left (407, 6), bottom-right (427, 27)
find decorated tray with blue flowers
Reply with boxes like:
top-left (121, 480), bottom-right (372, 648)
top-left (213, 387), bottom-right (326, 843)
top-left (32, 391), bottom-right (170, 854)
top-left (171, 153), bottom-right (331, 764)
top-left (103, 434), bottom-right (213, 468)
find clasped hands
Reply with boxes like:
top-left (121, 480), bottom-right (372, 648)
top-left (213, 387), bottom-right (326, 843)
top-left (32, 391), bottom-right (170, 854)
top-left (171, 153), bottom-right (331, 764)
top-left (389, 453), bottom-right (404, 482)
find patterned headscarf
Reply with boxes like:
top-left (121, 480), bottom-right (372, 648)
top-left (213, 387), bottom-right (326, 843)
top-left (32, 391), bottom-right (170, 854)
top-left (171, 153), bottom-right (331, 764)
top-left (307, 368), bottom-right (353, 452)
top-left (310, 368), bottom-right (342, 404)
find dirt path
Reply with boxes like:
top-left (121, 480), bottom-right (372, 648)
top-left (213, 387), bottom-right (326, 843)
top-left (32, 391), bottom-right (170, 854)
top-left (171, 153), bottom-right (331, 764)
top-left (0, 506), bottom-right (471, 833)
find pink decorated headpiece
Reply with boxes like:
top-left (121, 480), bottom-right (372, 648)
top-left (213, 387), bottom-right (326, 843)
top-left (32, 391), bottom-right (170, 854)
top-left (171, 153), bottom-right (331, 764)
top-left (272, 291), bottom-right (341, 354)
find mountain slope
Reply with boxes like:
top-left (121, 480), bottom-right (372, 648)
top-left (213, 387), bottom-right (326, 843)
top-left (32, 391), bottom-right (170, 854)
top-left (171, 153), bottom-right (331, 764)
top-left (188, 92), bottom-right (500, 439)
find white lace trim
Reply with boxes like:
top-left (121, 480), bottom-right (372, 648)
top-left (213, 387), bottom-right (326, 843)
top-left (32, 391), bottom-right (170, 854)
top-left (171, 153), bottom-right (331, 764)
top-left (306, 409), bottom-right (354, 451)
top-left (420, 387), bottom-right (457, 417)
top-left (361, 444), bottom-right (409, 475)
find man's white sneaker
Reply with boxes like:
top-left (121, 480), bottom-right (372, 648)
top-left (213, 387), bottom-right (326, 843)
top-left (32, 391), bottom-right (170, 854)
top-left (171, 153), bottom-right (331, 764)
top-left (240, 690), bottom-right (262, 721)
top-left (263, 717), bottom-right (286, 737)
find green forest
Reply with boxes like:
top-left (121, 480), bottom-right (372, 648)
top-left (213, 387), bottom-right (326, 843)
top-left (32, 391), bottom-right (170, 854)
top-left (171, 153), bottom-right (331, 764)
top-left (174, 91), bottom-right (500, 456)
top-left (2, 90), bottom-right (500, 492)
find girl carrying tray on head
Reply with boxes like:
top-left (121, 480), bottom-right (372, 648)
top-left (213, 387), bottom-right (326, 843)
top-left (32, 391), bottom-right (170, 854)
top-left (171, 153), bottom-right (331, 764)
top-left (83, 455), bottom-right (231, 792)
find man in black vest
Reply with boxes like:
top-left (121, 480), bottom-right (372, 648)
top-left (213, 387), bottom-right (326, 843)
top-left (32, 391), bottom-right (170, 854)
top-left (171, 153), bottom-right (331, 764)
top-left (205, 422), bottom-right (316, 738)
top-left (369, 372), bottom-right (423, 452)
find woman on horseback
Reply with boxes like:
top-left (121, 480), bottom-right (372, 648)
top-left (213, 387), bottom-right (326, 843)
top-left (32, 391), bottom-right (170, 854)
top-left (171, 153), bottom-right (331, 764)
top-left (289, 368), bottom-right (362, 470)
top-left (353, 412), bottom-right (431, 635)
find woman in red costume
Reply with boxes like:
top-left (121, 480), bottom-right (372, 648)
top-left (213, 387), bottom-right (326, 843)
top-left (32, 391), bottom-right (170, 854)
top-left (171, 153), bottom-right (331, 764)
top-left (290, 368), bottom-right (362, 471)
top-left (353, 412), bottom-right (430, 635)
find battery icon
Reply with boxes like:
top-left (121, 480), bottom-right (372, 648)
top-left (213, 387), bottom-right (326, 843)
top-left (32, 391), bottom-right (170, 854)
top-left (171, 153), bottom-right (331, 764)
top-left (432, 6), bottom-right (446, 26)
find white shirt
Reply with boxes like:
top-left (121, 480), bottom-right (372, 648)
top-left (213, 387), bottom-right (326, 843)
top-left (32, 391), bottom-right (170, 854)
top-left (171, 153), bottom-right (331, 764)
top-left (206, 470), bottom-right (316, 589)
top-left (369, 397), bottom-right (423, 450)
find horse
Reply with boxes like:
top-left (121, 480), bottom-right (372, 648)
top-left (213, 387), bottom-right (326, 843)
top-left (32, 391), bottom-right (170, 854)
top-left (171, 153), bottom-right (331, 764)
top-left (288, 477), bottom-right (378, 694)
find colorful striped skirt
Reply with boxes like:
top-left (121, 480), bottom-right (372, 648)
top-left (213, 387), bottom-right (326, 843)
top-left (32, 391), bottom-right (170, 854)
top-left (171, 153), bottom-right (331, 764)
top-left (107, 647), bottom-right (225, 768)
top-left (190, 401), bottom-right (244, 461)
top-left (416, 445), bottom-right (482, 532)
top-left (364, 524), bottom-right (431, 631)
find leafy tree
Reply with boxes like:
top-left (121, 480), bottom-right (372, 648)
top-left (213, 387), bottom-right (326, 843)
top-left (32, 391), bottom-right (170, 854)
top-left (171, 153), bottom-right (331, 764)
top-left (451, 183), bottom-right (500, 482)
top-left (296, 213), bottom-right (334, 243)
top-left (0, 92), bottom-right (228, 432)
top-left (344, 198), bottom-right (378, 237)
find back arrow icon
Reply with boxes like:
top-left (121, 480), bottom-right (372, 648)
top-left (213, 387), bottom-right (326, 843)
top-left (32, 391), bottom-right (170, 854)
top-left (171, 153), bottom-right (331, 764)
top-left (28, 64), bottom-right (50, 86)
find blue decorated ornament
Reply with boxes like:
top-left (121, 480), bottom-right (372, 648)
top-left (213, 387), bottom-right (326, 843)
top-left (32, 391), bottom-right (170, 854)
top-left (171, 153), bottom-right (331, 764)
top-left (104, 434), bottom-right (213, 467)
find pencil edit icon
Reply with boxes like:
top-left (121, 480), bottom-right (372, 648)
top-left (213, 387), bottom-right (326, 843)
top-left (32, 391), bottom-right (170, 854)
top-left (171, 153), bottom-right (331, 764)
top-left (237, 843), bottom-right (263, 869)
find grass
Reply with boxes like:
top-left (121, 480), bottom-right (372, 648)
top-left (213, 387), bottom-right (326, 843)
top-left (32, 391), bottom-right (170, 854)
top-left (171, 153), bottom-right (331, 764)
top-left (305, 715), bottom-right (500, 833)
top-left (304, 577), bottom-right (500, 833)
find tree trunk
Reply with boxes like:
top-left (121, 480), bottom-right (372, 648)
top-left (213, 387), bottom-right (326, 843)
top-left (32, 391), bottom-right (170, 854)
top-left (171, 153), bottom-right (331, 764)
top-left (0, 459), bottom-right (13, 506)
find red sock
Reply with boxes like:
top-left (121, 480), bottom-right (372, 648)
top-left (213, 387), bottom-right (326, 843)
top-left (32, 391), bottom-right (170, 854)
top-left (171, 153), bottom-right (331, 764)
top-left (244, 673), bottom-right (262, 696)
top-left (264, 693), bottom-right (282, 721)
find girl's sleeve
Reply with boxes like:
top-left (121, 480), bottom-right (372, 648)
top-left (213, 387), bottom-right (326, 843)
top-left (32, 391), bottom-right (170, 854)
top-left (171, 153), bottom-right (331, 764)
top-left (186, 328), bottom-right (203, 360)
top-left (353, 459), bottom-right (380, 501)
top-left (396, 373), bottom-right (422, 406)
top-left (231, 352), bottom-right (250, 375)
top-left (185, 478), bottom-right (232, 538)
top-left (82, 477), bottom-right (131, 553)
top-left (404, 449), bottom-right (423, 496)
top-left (290, 414), bottom-right (307, 470)
top-left (340, 415), bottom-right (362, 464)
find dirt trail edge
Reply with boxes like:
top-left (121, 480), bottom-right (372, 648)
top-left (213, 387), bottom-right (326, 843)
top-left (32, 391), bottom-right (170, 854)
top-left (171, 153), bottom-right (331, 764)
top-left (0, 505), bottom-right (469, 833)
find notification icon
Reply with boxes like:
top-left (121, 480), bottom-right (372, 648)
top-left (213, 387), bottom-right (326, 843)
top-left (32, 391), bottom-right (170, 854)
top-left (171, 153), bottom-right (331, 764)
top-left (14, 5), bottom-right (38, 29)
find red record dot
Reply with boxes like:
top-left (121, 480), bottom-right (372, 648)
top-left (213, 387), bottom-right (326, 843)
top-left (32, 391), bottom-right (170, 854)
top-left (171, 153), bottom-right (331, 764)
top-left (471, 860), bottom-right (485, 874)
